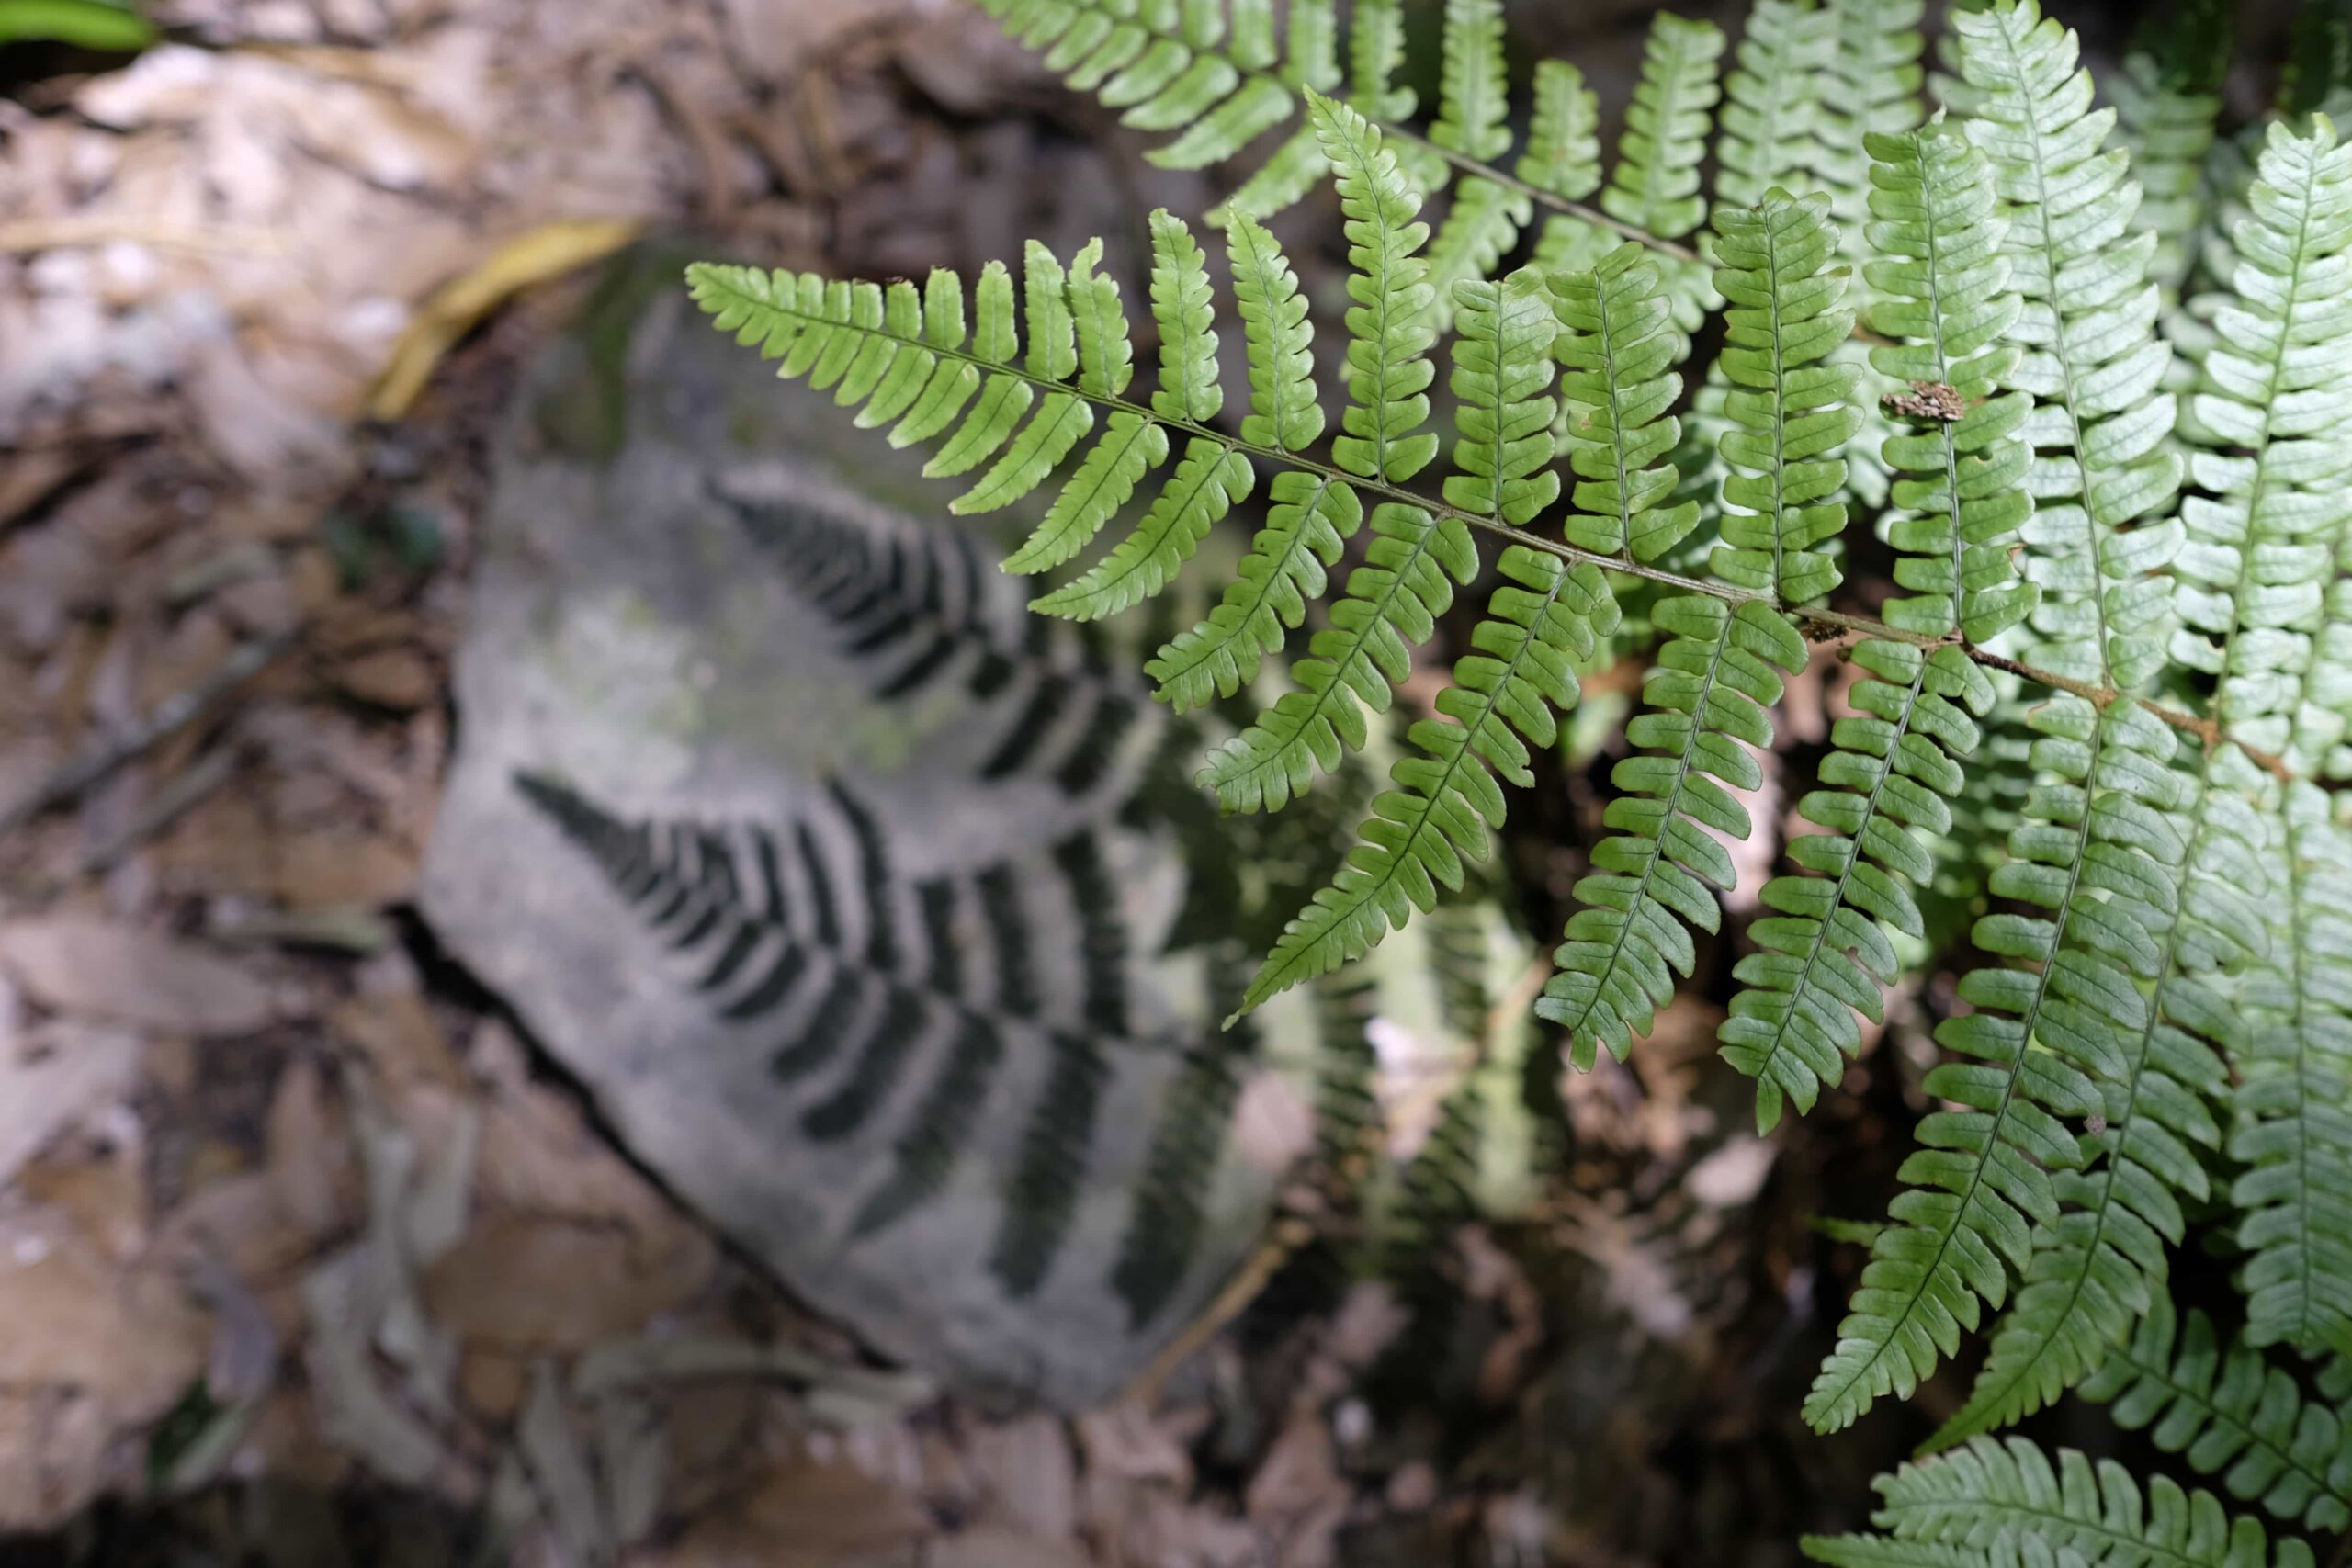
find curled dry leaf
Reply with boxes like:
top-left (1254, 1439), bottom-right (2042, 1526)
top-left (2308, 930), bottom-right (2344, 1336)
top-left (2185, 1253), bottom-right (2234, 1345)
top-left (0, 914), bottom-right (275, 1034)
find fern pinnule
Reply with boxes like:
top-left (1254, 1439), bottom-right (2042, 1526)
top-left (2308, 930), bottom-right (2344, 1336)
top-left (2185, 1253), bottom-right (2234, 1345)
top-left (1554, 243), bottom-right (1701, 561)
top-left (1861, 125), bottom-right (2037, 646)
top-left (1713, 0), bottom-right (1834, 211)
top-left (1806, 1436), bottom-right (2321, 1568)
top-left (1812, 0), bottom-right (1927, 267)
top-left (2109, 0), bottom-right (2231, 298)
top-left (1709, 189), bottom-right (1861, 604)
top-left (1519, 60), bottom-right (1601, 204)
top-left (1238, 269), bottom-right (1615, 1014)
top-left (1537, 596), bottom-right (1804, 1070)
top-left (2080, 1296), bottom-right (2352, 1532)
top-left (1956, 0), bottom-right (2182, 694)
top-left (1603, 11), bottom-right (1725, 245)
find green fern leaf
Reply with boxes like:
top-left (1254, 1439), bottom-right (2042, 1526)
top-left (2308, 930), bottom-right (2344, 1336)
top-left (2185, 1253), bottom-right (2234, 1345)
top-left (1812, 0), bottom-right (1927, 265)
top-left (1147, 209), bottom-right (1220, 422)
top-left (1537, 596), bottom-right (1804, 1069)
top-left (1956, 0), bottom-right (2183, 693)
top-left (1714, 0), bottom-right (1834, 211)
top-left (2080, 1297), bottom-right (2352, 1532)
top-left (1002, 413), bottom-right (1169, 574)
top-left (1147, 214), bottom-right (1352, 709)
top-left (1146, 473), bottom-right (1362, 711)
top-left (1920, 112), bottom-right (2352, 1446)
top-left (2177, 116), bottom-right (2352, 777)
top-left (1235, 267), bottom-right (1604, 1010)
top-left (2109, 17), bottom-right (2230, 298)
top-left (1860, 124), bottom-right (2038, 646)
top-left (1709, 189), bottom-right (1861, 604)
top-left (1600, 11), bottom-right (1726, 243)
top-left (1426, 176), bottom-right (1535, 338)
top-left (1808, 1437), bottom-right (2318, 1568)
top-left (1554, 243), bottom-right (1701, 561)
top-left (1430, 0), bottom-right (1510, 164)
top-left (1198, 502), bottom-right (1478, 812)
top-left (1804, 695), bottom-right (2193, 1434)
top-left (1030, 440), bottom-right (1256, 621)
top-left (1239, 546), bottom-right (1619, 1014)
top-left (1312, 91), bottom-right (1441, 485)
top-left (2233, 790), bottom-right (2352, 1359)
top-left (1716, 126), bottom-right (2040, 1136)
top-left (1518, 59), bottom-right (1601, 200)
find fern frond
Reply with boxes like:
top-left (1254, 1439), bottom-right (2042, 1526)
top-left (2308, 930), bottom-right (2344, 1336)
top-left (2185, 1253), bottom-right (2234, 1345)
top-left (1555, 243), bottom-right (1702, 560)
top-left (1709, 189), bottom-right (1861, 604)
top-left (1238, 270), bottom-right (1613, 1012)
top-left (1722, 640), bottom-right (1995, 1133)
top-left (1956, 0), bottom-right (2183, 693)
top-left (1807, 1437), bottom-right (2319, 1568)
top-left (1519, 59), bottom-right (1601, 202)
top-left (1714, 0), bottom-right (1835, 210)
top-left (2109, 0), bottom-right (2231, 297)
top-left (1918, 112), bottom-right (2352, 1448)
top-left (1601, 11), bottom-right (1727, 244)
top-left (1311, 93), bottom-right (1439, 486)
top-left (1813, 0), bottom-right (1927, 265)
top-left (1805, 695), bottom-right (2192, 1434)
top-left (2177, 116), bottom-right (2352, 776)
top-left (1537, 597), bottom-right (1805, 1069)
top-left (1197, 96), bottom-right (1461, 813)
top-left (1430, 0), bottom-right (1509, 164)
top-left (2080, 1297), bottom-right (2352, 1532)
top-left (1861, 125), bottom-right (2039, 645)
top-left (1720, 123), bottom-right (2032, 1135)
top-left (2233, 790), bottom-right (2352, 1359)
top-left (1416, 0), bottom-right (1532, 334)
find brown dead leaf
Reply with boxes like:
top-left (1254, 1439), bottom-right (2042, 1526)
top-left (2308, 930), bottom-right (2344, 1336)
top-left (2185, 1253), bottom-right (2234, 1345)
top-left (265, 1053), bottom-right (353, 1238)
top-left (0, 1018), bottom-right (142, 1192)
top-left (368, 220), bottom-right (644, 420)
top-left (0, 914), bottom-right (275, 1034)
top-left (648, 1454), bottom-right (929, 1568)
top-left (273, 829), bottom-right (420, 908)
top-left (328, 646), bottom-right (437, 709)
top-left (925, 1527), bottom-right (1095, 1568)
top-left (964, 1413), bottom-right (1077, 1544)
top-left (330, 989), bottom-right (464, 1090)
top-left (0, 1205), bottom-right (206, 1406)
top-left (421, 1211), bottom-right (713, 1353)
top-left (1078, 1402), bottom-right (1192, 1488)
top-left (0, 1388), bottom-right (115, 1534)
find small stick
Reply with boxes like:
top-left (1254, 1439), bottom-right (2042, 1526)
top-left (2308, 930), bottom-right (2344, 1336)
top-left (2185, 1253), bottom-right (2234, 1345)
top-left (0, 631), bottom-right (295, 841)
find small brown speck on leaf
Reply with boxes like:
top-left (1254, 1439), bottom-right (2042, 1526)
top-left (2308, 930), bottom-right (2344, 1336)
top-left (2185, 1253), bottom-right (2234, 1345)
top-left (1882, 380), bottom-right (1966, 422)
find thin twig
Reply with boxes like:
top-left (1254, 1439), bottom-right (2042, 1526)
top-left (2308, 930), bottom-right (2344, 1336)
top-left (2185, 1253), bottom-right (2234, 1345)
top-left (0, 630), bottom-right (296, 840)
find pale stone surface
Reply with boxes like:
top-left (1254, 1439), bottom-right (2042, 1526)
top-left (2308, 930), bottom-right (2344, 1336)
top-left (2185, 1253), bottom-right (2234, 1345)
top-left (420, 247), bottom-right (1301, 1406)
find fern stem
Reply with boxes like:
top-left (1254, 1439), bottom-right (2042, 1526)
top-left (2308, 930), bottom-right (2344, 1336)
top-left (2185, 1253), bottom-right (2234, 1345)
top-left (692, 264), bottom-right (2297, 782)
top-left (1381, 118), bottom-right (1700, 263)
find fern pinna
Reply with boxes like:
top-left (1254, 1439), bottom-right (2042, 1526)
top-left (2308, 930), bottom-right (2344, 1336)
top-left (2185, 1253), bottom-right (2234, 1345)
top-left (688, 0), bottom-right (2352, 1558)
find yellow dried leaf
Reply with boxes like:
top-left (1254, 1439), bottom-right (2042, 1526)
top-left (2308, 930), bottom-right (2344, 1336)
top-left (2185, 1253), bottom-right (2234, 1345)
top-left (368, 218), bottom-right (642, 420)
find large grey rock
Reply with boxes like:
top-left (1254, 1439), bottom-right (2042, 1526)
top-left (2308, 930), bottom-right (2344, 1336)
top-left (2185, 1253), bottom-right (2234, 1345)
top-left (421, 248), bottom-right (1335, 1407)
